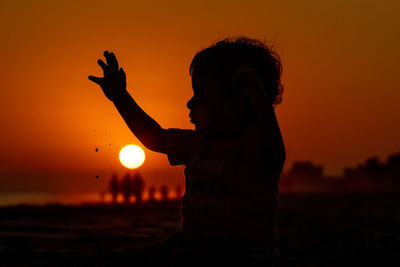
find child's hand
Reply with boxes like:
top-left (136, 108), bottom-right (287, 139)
top-left (88, 51), bottom-right (127, 102)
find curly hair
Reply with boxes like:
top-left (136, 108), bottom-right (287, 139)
top-left (189, 37), bottom-right (283, 105)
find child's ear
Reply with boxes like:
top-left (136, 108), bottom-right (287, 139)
top-left (228, 93), bottom-right (246, 117)
top-left (230, 94), bottom-right (242, 109)
top-left (232, 67), bottom-right (272, 106)
top-left (232, 68), bottom-right (249, 93)
top-left (232, 67), bottom-right (258, 93)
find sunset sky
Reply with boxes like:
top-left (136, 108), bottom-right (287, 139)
top-left (1, 0), bottom-right (399, 194)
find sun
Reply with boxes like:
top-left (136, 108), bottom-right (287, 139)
top-left (119, 145), bottom-right (145, 169)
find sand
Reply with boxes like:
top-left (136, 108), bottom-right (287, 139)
top-left (0, 194), bottom-right (399, 266)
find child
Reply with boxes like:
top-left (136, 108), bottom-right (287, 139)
top-left (89, 37), bottom-right (286, 266)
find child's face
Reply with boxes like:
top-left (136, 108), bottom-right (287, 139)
top-left (187, 73), bottom-right (227, 133)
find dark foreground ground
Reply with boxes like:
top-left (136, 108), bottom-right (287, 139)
top-left (0, 194), bottom-right (399, 266)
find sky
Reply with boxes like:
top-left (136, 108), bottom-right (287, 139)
top-left (0, 0), bottom-right (399, 194)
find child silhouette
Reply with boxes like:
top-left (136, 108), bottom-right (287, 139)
top-left (89, 37), bottom-right (285, 266)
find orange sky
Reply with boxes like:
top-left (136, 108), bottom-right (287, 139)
top-left (1, 0), bottom-right (399, 193)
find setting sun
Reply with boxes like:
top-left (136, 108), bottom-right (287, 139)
top-left (119, 145), bottom-right (145, 169)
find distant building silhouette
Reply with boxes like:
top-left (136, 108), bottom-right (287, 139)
top-left (343, 152), bottom-right (400, 192)
top-left (387, 153), bottom-right (400, 179)
top-left (364, 157), bottom-right (384, 180)
top-left (281, 151), bottom-right (400, 193)
top-left (280, 161), bottom-right (324, 192)
top-left (289, 161), bottom-right (323, 178)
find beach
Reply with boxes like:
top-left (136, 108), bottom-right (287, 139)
top-left (1, 194), bottom-right (399, 266)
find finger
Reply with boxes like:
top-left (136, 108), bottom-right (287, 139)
top-left (119, 67), bottom-right (126, 80)
top-left (104, 50), bottom-right (113, 69)
top-left (88, 75), bottom-right (103, 85)
top-left (109, 52), bottom-right (119, 71)
top-left (97, 59), bottom-right (108, 72)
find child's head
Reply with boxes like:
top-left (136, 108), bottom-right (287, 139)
top-left (187, 37), bottom-right (283, 135)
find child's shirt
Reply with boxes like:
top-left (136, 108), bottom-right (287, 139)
top-left (165, 122), bottom-right (285, 250)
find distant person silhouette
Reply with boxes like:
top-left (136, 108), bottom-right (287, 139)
top-left (175, 185), bottom-right (183, 200)
top-left (121, 173), bottom-right (133, 204)
top-left (89, 37), bottom-right (286, 266)
top-left (133, 172), bottom-right (144, 203)
top-left (148, 186), bottom-right (156, 202)
top-left (160, 184), bottom-right (169, 202)
top-left (109, 173), bottom-right (119, 204)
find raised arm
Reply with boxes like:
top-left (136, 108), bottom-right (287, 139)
top-left (89, 51), bottom-right (166, 153)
